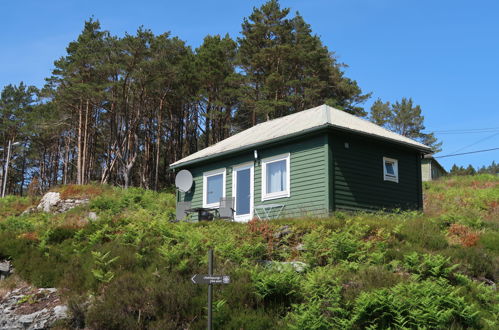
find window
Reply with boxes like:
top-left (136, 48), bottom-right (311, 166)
top-left (203, 168), bottom-right (226, 207)
top-left (262, 153), bottom-right (290, 201)
top-left (383, 157), bottom-right (399, 183)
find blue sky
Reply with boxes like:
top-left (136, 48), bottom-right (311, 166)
top-left (1, 0), bottom-right (498, 170)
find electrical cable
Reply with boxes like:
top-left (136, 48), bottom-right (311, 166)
top-left (435, 147), bottom-right (499, 158)
top-left (436, 129), bottom-right (499, 135)
top-left (432, 127), bottom-right (499, 133)
top-left (447, 131), bottom-right (499, 154)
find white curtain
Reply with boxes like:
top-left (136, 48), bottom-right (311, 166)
top-left (267, 160), bottom-right (286, 193)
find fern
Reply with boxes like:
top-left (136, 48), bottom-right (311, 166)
top-left (91, 251), bottom-right (118, 283)
top-left (403, 252), bottom-right (459, 280)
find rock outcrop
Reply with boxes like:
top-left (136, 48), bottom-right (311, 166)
top-left (0, 286), bottom-right (68, 329)
top-left (0, 260), bottom-right (13, 280)
top-left (35, 192), bottom-right (89, 214)
top-left (36, 192), bottom-right (61, 212)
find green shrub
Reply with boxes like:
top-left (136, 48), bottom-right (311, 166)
top-left (301, 265), bottom-right (341, 300)
top-left (220, 309), bottom-right (280, 330)
top-left (288, 299), bottom-right (347, 330)
top-left (251, 264), bottom-right (302, 307)
top-left (156, 223), bottom-right (206, 273)
top-left (403, 252), bottom-right (459, 280)
top-left (351, 279), bottom-right (480, 329)
top-left (58, 256), bottom-right (95, 294)
top-left (399, 217), bottom-right (448, 250)
top-left (287, 266), bottom-right (348, 329)
top-left (91, 251), bottom-right (118, 284)
top-left (0, 195), bottom-right (32, 217)
top-left (0, 232), bottom-right (33, 259)
top-left (13, 249), bottom-right (67, 287)
top-left (89, 194), bottom-right (123, 213)
top-left (0, 215), bottom-right (36, 233)
top-left (302, 222), bottom-right (381, 267)
top-left (480, 231), bottom-right (499, 253)
top-left (220, 268), bottom-right (261, 310)
top-left (444, 247), bottom-right (498, 281)
top-left (45, 227), bottom-right (78, 244)
top-left (438, 213), bottom-right (485, 229)
top-left (85, 271), bottom-right (201, 329)
top-left (341, 265), bottom-right (407, 303)
top-left (0, 177), bottom-right (496, 328)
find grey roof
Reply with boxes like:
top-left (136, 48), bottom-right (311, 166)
top-left (171, 104), bottom-right (431, 168)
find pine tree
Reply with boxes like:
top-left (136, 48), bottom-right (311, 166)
top-left (369, 97), bottom-right (442, 152)
top-left (47, 18), bottom-right (109, 185)
top-left (196, 34), bottom-right (241, 146)
top-left (237, 0), bottom-right (368, 127)
top-left (0, 83), bottom-right (38, 195)
top-left (465, 164), bottom-right (476, 175)
top-left (370, 98), bottom-right (392, 127)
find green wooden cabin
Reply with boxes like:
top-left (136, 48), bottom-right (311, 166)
top-left (170, 105), bottom-right (432, 221)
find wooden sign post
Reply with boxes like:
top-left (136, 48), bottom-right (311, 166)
top-left (191, 249), bottom-right (230, 330)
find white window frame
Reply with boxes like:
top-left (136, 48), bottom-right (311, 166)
top-left (383, 157), bottom-right (399, 183)
top-left (261, 153), bottom-right (291, 201)
top-left (203, 168), bottom-right (226, 208)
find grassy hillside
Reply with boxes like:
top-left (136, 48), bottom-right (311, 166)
top-left (0, 175), bottom-right (498, 329)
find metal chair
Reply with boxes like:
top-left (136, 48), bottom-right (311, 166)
top-left (218, 197), bottom-right (235, 221)
top-left (175, 201), bottom-right (191, 222)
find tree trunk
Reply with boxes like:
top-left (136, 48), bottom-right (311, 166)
top-left (20, 147), bottom-right (26, 196)
top-left (63, 136), bottom-right (70, 185)
top-left (77, 100), bottom-right (83, 185)
top-left (154, 99), bottom-right (163, 191)
top-left (81, 99), bottom-right (90, 185)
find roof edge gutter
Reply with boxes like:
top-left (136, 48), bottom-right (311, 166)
top-left (328, 124), bottom-right (433, 154)
top-left (169, 124), bottom-right (331, 169)
top-left (170, 123), bottom-right (432, 170)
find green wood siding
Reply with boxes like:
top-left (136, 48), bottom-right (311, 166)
top-left (178, 134), bottom-right (329, 220)
top-left (177, 129), bottom-right (424, 220)
top-left (255, 135), bottom-right (328, 218)
top-left (330, 130), bottom-right (422, 211)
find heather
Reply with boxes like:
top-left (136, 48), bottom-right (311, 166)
top-left (0, 175), bottom-right (497, 329)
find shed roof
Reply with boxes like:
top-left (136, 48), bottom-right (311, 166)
top-left (171, 104), bottom-right (431, 168)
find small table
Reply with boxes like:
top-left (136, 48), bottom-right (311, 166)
top-left (254, 204), bottom-right (285, 220)
top-left (185, 207), bottom-right (217, 221)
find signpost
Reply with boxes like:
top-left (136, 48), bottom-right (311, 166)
top-left (191, 249), bottom-right (230, 330)
top-left (191, 274), bottom-right (231, 285)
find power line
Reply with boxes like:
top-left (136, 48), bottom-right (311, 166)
top-left (432, 127), bottom-right (499, 133)
top-left (436, 129), bottom-right (499, 135)
top-left (448, 131), bottom-right (499, 154)
top-left (435, 147), bottom-right (499, 158)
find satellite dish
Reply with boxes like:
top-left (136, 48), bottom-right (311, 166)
top-left (175, 169), bottom-right (193, 192)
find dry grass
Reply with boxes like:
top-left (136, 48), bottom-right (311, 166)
top-left (18, 232), bottom-right (39, 241)
top-left (56, 184), bottom-right (108, 200)
top-left (447, 223), bottom-right (480, 247)
top-left (60, 213), bottom-right (90, 229)
top-left (0, 274), bottom-right (27, 299)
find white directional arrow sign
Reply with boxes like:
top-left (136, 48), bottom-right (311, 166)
top-left (191, 274), bottom-right (231, 285)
